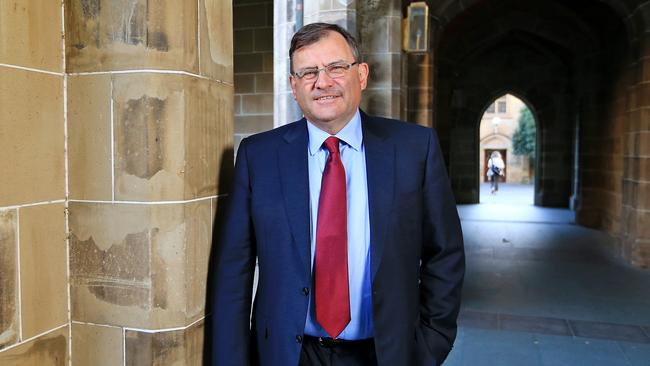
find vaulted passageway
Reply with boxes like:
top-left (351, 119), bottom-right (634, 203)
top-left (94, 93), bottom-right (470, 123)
top-left (418, 0), bottom-right (650, 267)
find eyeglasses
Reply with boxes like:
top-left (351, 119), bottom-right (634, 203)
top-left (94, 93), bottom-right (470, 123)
top-left (292, 61), bottom-right (359, 81)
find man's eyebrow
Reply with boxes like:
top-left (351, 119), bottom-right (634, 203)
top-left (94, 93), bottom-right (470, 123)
top-left (297, 59), bottom-right (348, 70)
top-left (325, 59), bottom-right (348, 66)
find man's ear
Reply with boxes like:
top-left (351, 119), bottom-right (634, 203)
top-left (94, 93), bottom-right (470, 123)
top-left (289, 75), bottom-right (298, 100)
top-left (358, 62), bottom-right (369, 90)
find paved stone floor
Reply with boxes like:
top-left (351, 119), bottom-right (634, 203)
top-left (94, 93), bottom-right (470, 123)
top-left (445, 184), bottom-right (650, 365)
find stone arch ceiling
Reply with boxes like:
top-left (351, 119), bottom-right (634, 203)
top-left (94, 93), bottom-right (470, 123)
top-left (436, 0), bottom-right (623, 67)
top-left (432, 0), bottom-right (636, 37)
top-left (435, 0), bottom-right (629, 129)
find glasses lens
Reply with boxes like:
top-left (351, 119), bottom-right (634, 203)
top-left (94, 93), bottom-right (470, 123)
top-left (327, 64), bottom-right (349, 77)
top-left (301, 70), bottom-right (319, 80)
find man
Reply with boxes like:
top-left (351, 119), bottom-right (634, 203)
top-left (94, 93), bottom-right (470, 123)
top-left (212, 23), bottom-right (464, 366)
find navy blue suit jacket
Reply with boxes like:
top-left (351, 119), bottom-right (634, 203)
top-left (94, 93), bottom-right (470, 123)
top-left (211, 112), bottom-right (464, 366)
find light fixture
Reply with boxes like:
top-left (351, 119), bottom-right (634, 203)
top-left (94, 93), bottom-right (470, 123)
top-left (403, 2), bottom-right (429, 53)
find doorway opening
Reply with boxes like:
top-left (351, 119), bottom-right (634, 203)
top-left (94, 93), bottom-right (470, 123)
top-left (478, 94), bottom-right (536, 205)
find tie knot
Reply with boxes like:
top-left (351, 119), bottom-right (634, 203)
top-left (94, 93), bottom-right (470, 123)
top-left (323, 137), bottom-right (340, 154)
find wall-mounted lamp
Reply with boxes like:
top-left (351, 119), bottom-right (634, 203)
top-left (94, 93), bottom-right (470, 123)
top-left (403, 2), bottom-right (429, 53)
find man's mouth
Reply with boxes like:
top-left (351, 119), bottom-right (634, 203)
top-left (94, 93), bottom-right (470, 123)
top-left (314, 95), bottom-right (339, 101)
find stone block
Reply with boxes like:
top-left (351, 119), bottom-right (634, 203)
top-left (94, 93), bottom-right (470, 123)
top-left (0, 210), bottom-right (18, 350)
top-left (71, 323), bottom-right (123, 366)
top-left (0, 326), bottom-right (68, 366)
top-left (241, 94), bottom-right (273, 114)
top-left (254, 28), bottom-right (273, 53)
top-left (305, 10), bottom-right (357, 35)
top-left (68, 74), bottom-right (113, 200)
top-left (234, 95), bottom-right (242, 115)
top-left (361, 88), bottom-right (401, 119)
top-left (69, 200), bottom-right (212, 329)
top-left (234, 74), bottom-right (255, 94)
top-left (255, 73), bottom-right (274, 93)
top-left (625, 156), bottom-right (650, 181)
top-left (626, 131), bottom-right (650, 156)
top-left (235, 115), bottom-right (274, 134)
top-left (234, 29), bottom-right (254, 54)
top-left (19, 203), bottom-right (67, 339)
top-left (124, 319), bottom-right (204, 365)
top-left (0, 68), bottom-right (64, 207)
top-left (388, 15), bottom-right (402, 53)
top-left (640, 58), bottom-right (650, 83)
top-left (233, 3), bottom-right (269, 28)
top-left (628, 107), bottom-right (650, 131)
top-left (364, 53), bottom-right (401, 89)
top-left (359, 16), bottom-right (389, 54)
top-left (65, 0), bottom-right (198, 73)
top-left (199, 0), bottom-right (234, 82)
top-left (317, 0), bottom-right (333, 11)
top-left (637, 83), bottom-right (650, 108)
top-left (112, 73), bottom-right (233, 201)
top-left (0, 1), bottom-right (62, 72)
top-left (623, 206), bottom-right (650, 241)
top-left (234, 54), bottom-right (265, 73)
top-left (263, 52), bottom-right (274, 73)
top-left (622, 180), bottom-right (650, 210)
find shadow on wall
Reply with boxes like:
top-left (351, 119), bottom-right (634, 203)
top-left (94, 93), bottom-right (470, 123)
top-left (204, 146), bottom-right (234, 364)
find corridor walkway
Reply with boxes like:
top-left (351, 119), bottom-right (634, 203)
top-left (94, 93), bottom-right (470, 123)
top-left (446, 184), bottom-right (650, 365)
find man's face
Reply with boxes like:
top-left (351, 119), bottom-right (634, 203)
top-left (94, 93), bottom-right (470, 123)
top-left (289, 32), bottom-right (369, 134)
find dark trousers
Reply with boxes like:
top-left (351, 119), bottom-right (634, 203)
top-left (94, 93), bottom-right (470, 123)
top-left (299, 336), bottom-right (378, 366)
top-left (490, 174), bottom-right (500, 191)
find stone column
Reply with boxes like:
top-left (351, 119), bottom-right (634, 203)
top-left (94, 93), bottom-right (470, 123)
top-left (64, 1), bottom-right (233, 365)
top-left (621, 29), bottom-right (650, 268)
top-left (406, 53), bottom-right (434, 126)
top-left (0, 1), bottom-right (69, 364)
top-left (357, 0), bottom-right (402, 119)
top-left (273, 0), bottom-right (303, 128)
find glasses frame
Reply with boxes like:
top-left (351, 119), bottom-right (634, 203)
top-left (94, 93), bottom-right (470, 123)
top-left (292, 61), bottom-right (359, 81)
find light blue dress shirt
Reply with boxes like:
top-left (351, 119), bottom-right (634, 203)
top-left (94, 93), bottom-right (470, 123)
top-left (303, 110), bottom-right (374, 340)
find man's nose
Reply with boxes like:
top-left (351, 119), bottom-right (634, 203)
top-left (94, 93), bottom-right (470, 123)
top-left (314, 69), bottom-right (334, 88)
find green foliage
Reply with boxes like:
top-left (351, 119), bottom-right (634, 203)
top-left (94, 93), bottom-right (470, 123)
top-left (512, 106), bottom-right (536, 159)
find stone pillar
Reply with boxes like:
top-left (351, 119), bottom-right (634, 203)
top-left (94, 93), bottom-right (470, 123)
top-left (621, 30), bottom-right (650, 268)
top-left (357, 0), bottom-right (402, 119)
top-left (64, 1), bottom-right (233, 365)
top-left (406, 53), bottom-right (434, 126)
top-left (304, 0), bottom-right (357, 30)
top-left (0, 1), bottom-right (69, 364)
top-left (273, 0), bottom-right (303, 128)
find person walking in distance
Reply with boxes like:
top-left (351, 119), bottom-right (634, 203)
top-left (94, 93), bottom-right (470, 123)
top-left (487, 151), bottom-right (505, 194)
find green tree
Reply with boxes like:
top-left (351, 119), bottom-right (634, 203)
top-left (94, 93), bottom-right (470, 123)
top-left (512, 106), bottom-right (536, 159)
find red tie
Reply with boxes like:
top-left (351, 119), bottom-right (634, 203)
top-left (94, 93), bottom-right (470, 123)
top-left (314, 137), bottom-right (350, 338)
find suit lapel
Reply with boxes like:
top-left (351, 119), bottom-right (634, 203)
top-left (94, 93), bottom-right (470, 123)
top-left (362, 112), bottom-right (395, 281)
top-left (278, 120), bottom-right (312, 275)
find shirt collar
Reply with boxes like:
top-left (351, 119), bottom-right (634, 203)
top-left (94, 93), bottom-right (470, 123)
top-left (307, 109), bottom-right (363, 156)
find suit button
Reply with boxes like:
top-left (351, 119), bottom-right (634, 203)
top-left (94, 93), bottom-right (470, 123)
top-left (296, 335), bottom-right (303, 343)
top-left (302, 287), bottom-right (310, 296)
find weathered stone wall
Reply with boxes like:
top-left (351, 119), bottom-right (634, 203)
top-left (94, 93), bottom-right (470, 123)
top-left (233, 0), bottom-right (274, 151)
top-left (621, 29), bottom-right (650, 267)
top-left (573, 1), bottom-right (650, 268)
top-left (0, 1), bottom-right (69, 364)
top-left (0, 0), bottom-right (233, 364)
top-left (357, 0), bottom-right (403, 119)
